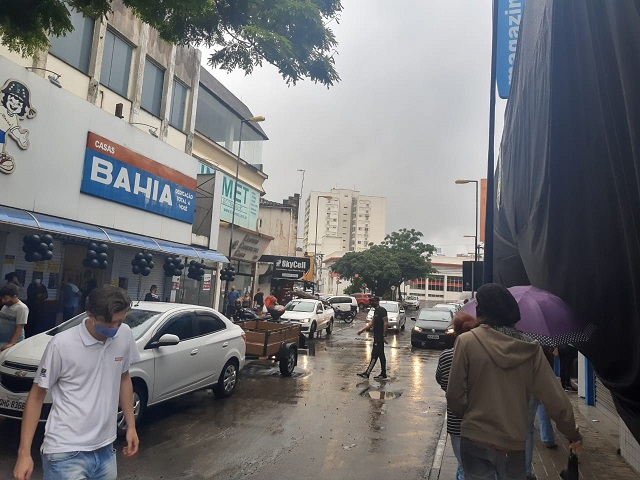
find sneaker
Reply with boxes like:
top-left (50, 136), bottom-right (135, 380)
top-left (357, 372), bottom-right (369, 379)
top-left (543, 442), bottom-right (558, 449)
top-left (374, 373), bottom-right (387, 380)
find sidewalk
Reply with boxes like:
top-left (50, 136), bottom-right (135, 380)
top-left (429, 393), bottom-right (639, 479)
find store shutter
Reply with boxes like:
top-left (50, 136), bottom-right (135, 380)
top-left (595, 374), bottom-right (620, 426)
top-left (114, 248), bottom-right (167, 302)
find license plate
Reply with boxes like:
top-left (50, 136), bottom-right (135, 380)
top-left (427, 334), bottom-right (440, 340)
top-left (0, 394), bottom-right (26, 411)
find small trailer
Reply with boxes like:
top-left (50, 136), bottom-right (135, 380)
top-left (237, 319), bottom-right (301, 376)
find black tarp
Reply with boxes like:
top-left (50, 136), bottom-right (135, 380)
top-left (494, 0), bottom-right (640, 443)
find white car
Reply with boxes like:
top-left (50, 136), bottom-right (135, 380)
top-left (279, 299), bottom-right (334, 339)
top-left (0, 302), bottom-right (246, 432)
top-left (366, 300), bottom-right (407, 332)
top-left (403, 295), bottom-right (421, 310)
top-left (433, 303), bottom-right (461, 315)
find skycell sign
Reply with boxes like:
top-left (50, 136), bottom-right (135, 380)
top-left (261, 255), bottom-right (311, 280)
top-left (80, 132), bottom-right (196, 223)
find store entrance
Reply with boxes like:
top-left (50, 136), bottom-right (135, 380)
top-left (62, 244), bottom-right (105, 310)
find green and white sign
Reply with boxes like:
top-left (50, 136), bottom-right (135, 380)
top-left (220, 173), bottom-right (259, 230)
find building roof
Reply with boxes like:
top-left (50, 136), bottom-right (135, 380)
top-left (198, 66), bottom-right (268, 140)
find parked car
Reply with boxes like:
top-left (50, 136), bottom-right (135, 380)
top-left (279, 299), bottom-right (334, 339)
top-left (325, 295), bottom-right (358, 321)
top-left (366, 300), bottom-right (406, 332)
top-left (411, 308), bottom-right (455, 348)
top-left (352, 293), bottom-right (372, 311)
top-left (0, 302), bottom-right (246, 433)
top-left (403, 295), bottom-right (421, 310)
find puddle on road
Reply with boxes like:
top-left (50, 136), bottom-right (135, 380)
top-left (359, 385), bottom-right (403, 400)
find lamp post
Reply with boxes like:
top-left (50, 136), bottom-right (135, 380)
top-left (313, 194), bottom-right (333, 294)
top-left (456, 179), bottom-right (479, 296)
top-left (296, 169), bottom-right (305, 255)
top-left (224, 115), bottom-right (265, 313)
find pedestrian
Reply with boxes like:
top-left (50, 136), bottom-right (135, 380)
top-left (241, 292), bottom-right (251, 308)
top-left (446, 283), bottom-right (582, 480)
top-left (356, 296), bottom-right (388, 380)
top-left (227, 285), bottom-right (240, 317)
top-left (13, 285), bottom-right (140, 480)
top-left (0, 283), bottom-right (29, 351)
top-left (144, 285), bottom-right (160, 302)
top-left (558, 343), bottom-right (578, 391)
top-left (253, 288), bottom-right (264, 312)
top-left (61, 279), bottom-right (81, 320)
top-left (26, 276), bottom-right (48, 337)
top-left (264, 290), bottom-right (278, 317)
top-left (435, 311), bottom-right (480, 480)
top-left (4, 271), bottom-right (25, 298)
top-left (81, 277), bottom-right (98, 311)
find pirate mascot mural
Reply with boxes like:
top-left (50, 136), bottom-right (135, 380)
top-left (0, 79), bottom-right (37, 174)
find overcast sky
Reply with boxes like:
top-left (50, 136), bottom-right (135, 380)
top-left (204, 0), bottom-right (507, 256)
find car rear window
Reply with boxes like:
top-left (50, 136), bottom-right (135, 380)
top-left (329, 297), bottom-right (352, 304)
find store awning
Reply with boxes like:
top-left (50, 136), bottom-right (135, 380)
top-left (0, 205), bottom-right (228, 263)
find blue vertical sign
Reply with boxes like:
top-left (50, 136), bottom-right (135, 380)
top-left (496, 0), bottom-right (526, 99)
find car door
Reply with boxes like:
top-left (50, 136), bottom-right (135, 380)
top-left (193, 311), bottom-right (234, 387)
top-left (149, 312), bottom-right (201, 402)
top-left (313, 302), bottom-right (326, 329)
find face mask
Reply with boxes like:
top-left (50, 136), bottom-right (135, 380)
top-left (34, 279), bottom-right (41, 285)
top-left (94, 322), bottom-right (120, 338)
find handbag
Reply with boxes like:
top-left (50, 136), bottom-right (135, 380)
top-left (559, 451), bottom-right (579, 479)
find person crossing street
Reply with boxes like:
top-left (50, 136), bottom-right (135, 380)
top-left (357, 296), bottom-right (388, 380)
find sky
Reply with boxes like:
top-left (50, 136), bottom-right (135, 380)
top-left (203, 0), bottom-right (507, 257)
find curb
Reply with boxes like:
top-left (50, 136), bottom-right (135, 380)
top-left (426, 413), bottom-right (448, 480)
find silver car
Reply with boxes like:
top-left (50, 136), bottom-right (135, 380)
top-left (0, 302), bottom-right (246, 432)
top-left (366, 300), bottom-right (406, 332)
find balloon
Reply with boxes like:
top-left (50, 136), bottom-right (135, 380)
top-left (134, 252), bottom-right (144, 261)
top-left (41, 234), bottom-right (54, 244)
top-left (89, 259), bottom-right (100, 269)
top-left (31, 252), bottom-right (43, 262)
top-left (44, 250), bottom-right (54, 261)
top-left (100, 261), bottom-right (108, 270)
top-left (86, 250), bottom-right (97, 259)
top-left (98, 244), bottom-right (108, 253)
top-left (98, 252), bottom-right (108, 262)
top-left (22, 244), bottom-right (31, 253)
top-left (25, 253), bottom-right (33, 262)
top-left (144, 253), bottom-right (153, 262)
top-left (142, 266), bottom-right (151, 276)
top-left (173, 268), bottom-right (182, 276)
top-left (138, 258), bottom-right (148, 268)
top-left (38, 242), bottom-right (49, 253)
top-left (148, 261), bottom-right (154, 269)
top-left (199, 268), bottom-right (205, 276)
top-left (165, 257), bottom-right (174, 264)
top-left (177, 262), bottom-right (185, 269)
top-left (88, 242), bottom-right (99, 251)
top-left (132, 265), bottom-right (141, 275)
top-left (30, 235), bottom-right (41, 245)
top-left (23, 235), bottom-right (31, 244)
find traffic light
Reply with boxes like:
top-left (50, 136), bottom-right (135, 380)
top-left (227, 265), bottom-right (235, 282)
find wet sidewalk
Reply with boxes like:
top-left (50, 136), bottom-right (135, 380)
top-left (428, 393), bottom-right (639, 479)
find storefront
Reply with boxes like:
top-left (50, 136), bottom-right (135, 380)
top-left (257, 255), bottom-right (312, 303)
top-left (0, 57), bottom-right (226, 331)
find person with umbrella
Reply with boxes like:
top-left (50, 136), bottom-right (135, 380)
top-left (447, 283), bottom-right (582, 480)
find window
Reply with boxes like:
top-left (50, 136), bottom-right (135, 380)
top-left (170, 79), bottom-right (188, 129)
top-left (447, 276), bottom-right (463, 292)
top-left (161, 314), bottom-right (194, 340)
top-left (100, 29), bottom-right (133, 97)
top-left (49, 9), bottom-right (94, 73)
top-left (428, 275), bottom-right (445, 292)
top-left (141, 59), bottom-right (164, 117)
top-left (195, 313), bottom-right (226, 335)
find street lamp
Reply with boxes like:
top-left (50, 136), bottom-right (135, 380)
top-left (313, 194), bottom-right (333, 293)
top-left (296, 169), bottom-right (305, 254)
top-left (224, 115), bottom-right (265, 312)
top-left (456, 179), bottom-right (479, 296)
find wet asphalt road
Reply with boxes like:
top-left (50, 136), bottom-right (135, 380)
top-left (0, 311), bottom-right (448, 480)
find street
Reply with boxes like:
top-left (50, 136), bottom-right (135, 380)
top-left (0, 310), bottom-right (446, 480)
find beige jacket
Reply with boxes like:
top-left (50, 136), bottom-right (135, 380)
top-left (446, 325), bottom-right (581, 451)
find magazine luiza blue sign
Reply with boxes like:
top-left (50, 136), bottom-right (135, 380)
top-left (496, 0), bottom-right (526, 99)
top-left (80, 132), bottom-right (196, 223)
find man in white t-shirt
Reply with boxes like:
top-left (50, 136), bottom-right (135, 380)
top-left (13, 285), bottom-right (140, 480)
top-left (0, 283), bottom-right (29, 351)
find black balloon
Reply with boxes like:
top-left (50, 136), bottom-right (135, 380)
top-left (173, 268), bottom-right (182, 276)
top-left (89, 242), bottom-right (99, 251)
top-left (138, 259), bottom-right (147, 268)
top-left (148, 261), bottom-right (154, 269)
top-left (132, 265), bottom-right (141, 275)
top-left (42, 234), bottom-right (54, 244)
top-left (87, 250), bottom-right (97, 259)
top-left (29, 235), bottom-right (41, 245)
top-left (142, 267), bottom-right (151, 276)
top-left (165, 257), bottom-right (174, 264)
top-left (89, 259), bottom-right (100, 269)
top-left (22, 244), bottom-right (30, 254)
top-left (44, 251), bottom-right (54, 261)
top-left (100, 261), bottom-right (108, 270)
top-left (144, 253), bottom-right (153, 262)
top-left (31, 252), bottom-right (42, 262)
top-left (135, 252), bottom-right (144, 261)
top-left (98, 244), bottom-right (108, 253)
top-left (97, 252), bottom-right (107, 262)
top-left (25, 253), bottom-right (33, 262)
top-left (38, 242), bottom-right (49, 253)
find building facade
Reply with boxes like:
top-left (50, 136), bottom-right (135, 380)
top-left (404, 255), bottom-right (469, 305)
top-left (0, 2), bottom-right (269, 329)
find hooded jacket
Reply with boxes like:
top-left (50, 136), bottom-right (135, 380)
top-left (446, 324), bottom-right (581, 451)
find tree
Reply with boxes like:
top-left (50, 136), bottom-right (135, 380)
top-left (0, 0), bottom-right (342, 86)
top-left (331, 229), bottom-right (436, 297)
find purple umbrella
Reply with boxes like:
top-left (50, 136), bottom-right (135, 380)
top-left (462, 285), bottom-right (594, 346)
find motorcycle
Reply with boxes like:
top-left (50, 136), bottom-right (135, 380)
top-left (334, 308), bottom-right (356, 324)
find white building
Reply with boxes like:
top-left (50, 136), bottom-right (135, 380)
top-left (404, 255), bottom-right (470, 305)
top-left (303, 189), bottom-right (386, 258)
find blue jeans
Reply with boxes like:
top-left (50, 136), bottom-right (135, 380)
top-left (537, 403), bottom-right (555, 444)
top-left (461, 437), bottom-right (525, 480)
top-left (42, 444), bottom-right (117, 480)
top-left (526, 399), bottom-right (556, 475)
top-left (450, 434), bottom-right (465, 480)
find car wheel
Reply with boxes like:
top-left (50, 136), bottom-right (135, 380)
top-left (117, 381), bottom-right (146, 436)
top-left (308, 322), bottom-right (317, 340)
top-left (213, 359), bottom-right (239, 398)
top-left (279, 348), bottom-right (297, 376)
top-left (411, 340), bottom-right (420, 348)
top-left (326, 318), bottom-right (334, 334)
